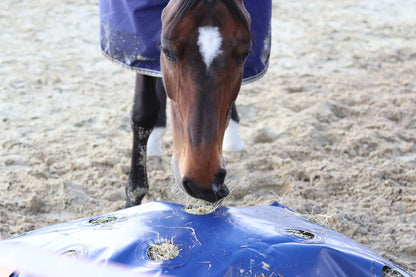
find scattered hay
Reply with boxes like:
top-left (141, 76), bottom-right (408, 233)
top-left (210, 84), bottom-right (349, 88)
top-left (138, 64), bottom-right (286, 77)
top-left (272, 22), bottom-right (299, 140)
top-left (88, 215), bottom-right (118, 224)
top-left (62, 250), bottom-right (78, 259)
top-left (270, 192), bottom-right (338, 228)
top-left (183, 196), bottom-right (221, 215)
top-left (286, 229), bottom-right (315, 240)
top-left (184, 204), bottom-right (218, 215)
top-left (382, 266), bottom-right (404, 277)
top-left (147, 240), bottom-right (180, 261)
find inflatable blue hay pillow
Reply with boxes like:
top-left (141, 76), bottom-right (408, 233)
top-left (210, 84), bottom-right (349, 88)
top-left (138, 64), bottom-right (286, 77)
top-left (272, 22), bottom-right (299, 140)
top-left (5, 201), bottom-right (413, 277)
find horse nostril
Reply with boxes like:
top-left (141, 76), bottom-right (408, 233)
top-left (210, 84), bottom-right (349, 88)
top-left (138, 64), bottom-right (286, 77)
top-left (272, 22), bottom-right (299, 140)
top-left (214, 168), bottom-right (227, 185)
top-left (181, 176), bottom-right (193, 195)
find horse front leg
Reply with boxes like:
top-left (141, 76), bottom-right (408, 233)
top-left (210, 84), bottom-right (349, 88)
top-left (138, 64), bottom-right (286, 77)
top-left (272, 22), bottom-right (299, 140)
top-left (126, 74), bottom-right (160, 207)
top-left (223, 102), bottom-right (245, 153)
top-left (146, 78), bottom-right (167, 157)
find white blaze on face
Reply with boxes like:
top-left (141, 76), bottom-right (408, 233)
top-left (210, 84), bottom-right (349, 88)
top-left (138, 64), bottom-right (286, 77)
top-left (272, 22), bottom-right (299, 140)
top-left (197, 26), bottom-right (223, 68)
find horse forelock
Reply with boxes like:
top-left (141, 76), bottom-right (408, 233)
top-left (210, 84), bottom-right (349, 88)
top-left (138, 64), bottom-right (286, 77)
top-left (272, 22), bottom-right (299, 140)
top-left (163, 0), bottom-right (251, 36)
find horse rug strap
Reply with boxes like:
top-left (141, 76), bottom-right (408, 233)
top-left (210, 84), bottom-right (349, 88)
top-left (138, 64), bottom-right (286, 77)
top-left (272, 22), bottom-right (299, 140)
top-left (99, 0), bottom-right (272, 84)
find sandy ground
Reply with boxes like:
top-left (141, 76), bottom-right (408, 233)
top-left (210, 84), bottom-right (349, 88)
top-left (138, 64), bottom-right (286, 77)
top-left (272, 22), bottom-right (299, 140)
top-left (0, 0), bottom-right (415, 274)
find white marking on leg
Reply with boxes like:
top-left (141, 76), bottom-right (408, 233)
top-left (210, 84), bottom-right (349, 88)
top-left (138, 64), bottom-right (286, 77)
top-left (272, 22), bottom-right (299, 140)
top-left (222, 119), bottom-right (245, 152)
top-left (146, 127), bottom-right (166, 157)
top-left (197, 26), bottom-right (223, 68)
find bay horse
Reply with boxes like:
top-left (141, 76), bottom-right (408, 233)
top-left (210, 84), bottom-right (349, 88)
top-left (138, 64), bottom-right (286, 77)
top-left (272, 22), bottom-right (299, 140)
top-left (99, 0), bottom-right (271, 207)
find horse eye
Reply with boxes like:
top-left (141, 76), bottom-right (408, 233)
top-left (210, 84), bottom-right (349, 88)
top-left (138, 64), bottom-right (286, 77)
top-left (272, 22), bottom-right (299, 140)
top-left (162, 46), bottom-right (177, 63)
top-left (237, 50), bottom-right (250, 65)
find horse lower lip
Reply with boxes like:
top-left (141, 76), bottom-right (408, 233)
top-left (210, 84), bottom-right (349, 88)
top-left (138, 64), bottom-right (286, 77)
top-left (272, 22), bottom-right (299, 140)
top-left (207, 184), bottom-right (229, 202)
top-left (181, 177), bottom-right (229, 202)
top-left (216, 184), bottom-right (229, 198)
top-left (212, 183), bottom-right (227, 193)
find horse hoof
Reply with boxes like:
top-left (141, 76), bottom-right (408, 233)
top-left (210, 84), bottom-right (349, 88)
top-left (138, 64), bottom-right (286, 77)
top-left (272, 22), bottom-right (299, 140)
top-left (125, 178), bottom-right (148, 207)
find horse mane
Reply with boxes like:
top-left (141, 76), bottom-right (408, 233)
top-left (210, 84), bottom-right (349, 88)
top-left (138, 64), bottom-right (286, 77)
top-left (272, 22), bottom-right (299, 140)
top-left (168, 0), bottom-right (251, 32)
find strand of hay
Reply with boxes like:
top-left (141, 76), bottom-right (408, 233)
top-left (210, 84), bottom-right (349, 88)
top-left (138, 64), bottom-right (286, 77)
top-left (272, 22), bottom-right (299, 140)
top-left (304, 209), bottom-right (338, 227)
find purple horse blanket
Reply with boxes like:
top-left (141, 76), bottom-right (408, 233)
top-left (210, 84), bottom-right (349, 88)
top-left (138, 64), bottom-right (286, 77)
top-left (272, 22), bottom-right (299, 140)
top-left (99, 0), bottom-right (271, 83)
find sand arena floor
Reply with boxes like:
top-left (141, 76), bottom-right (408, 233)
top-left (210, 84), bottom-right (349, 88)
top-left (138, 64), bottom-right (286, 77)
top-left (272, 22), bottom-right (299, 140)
top-left (0, 0), bottom-right (415, 274)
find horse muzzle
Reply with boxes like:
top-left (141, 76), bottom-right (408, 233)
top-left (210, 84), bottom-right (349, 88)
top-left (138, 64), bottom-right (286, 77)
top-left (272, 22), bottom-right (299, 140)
top-left (181, 168), bottom-right (229, 203)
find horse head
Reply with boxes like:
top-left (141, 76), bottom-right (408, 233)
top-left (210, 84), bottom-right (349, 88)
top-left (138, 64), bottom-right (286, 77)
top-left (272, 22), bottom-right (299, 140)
top-left (161, 0), bottom-right (251, 202)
